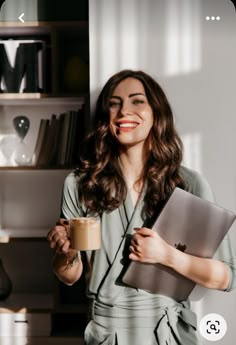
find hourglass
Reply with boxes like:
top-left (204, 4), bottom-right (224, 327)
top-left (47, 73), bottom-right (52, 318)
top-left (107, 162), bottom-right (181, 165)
top-left (13, 116), bottom-right (32, 165)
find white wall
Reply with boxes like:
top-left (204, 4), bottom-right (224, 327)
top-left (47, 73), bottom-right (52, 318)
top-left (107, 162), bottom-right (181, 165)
top-left (0, 0), bottom-right (38, 21)
top-left (89, 0), bottom-right (236, 344)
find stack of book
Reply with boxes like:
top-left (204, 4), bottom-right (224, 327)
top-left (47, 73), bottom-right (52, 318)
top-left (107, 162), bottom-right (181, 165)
top-left (32, 106), bottom-right (85, 167)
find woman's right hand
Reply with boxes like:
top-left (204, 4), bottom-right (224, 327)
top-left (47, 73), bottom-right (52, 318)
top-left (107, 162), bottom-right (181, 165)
top-left (47, 218), bottom-right (71, 254)
top-left (47, 219), bottom-right (83, 285)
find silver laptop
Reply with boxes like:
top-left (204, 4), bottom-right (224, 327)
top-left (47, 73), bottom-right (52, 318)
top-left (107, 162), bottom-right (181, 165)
top-left (122, 187), bottom-right (236, 301)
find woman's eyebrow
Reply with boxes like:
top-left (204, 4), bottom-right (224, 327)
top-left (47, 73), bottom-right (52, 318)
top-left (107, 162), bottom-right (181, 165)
top-left (110, 93), bottom-right (145, 100)
top-left (110, 96), bottom-right (121, 100)
top-left (129, 93), bottom-right (145, 97)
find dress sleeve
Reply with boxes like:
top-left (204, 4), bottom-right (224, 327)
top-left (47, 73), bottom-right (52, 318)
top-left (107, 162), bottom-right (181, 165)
top-left (213, 233), bottom-right (236, 291)
top-left (181, 166), bottom-right (236, 292)
top-left (60, 172), bottom-right (86, 219)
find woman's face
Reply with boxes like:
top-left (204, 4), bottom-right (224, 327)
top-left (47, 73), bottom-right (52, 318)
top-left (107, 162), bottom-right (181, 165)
top-left (109, 77), bottom-right (154, 148)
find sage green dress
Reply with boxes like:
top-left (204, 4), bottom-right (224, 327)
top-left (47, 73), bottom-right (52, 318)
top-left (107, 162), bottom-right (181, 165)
top-left (61, 166), bottom-right (236, 345)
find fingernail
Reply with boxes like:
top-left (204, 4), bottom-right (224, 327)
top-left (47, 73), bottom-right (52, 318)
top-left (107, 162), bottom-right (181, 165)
top-left (134, 227), bottom-right (140, 231)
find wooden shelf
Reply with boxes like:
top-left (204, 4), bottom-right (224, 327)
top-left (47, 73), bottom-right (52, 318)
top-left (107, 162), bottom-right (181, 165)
top-left (0, 21), bottom-right (88, 36)
top-left (0, 93), bottom-right (42, 99)
top-left (0, 94), bottom-right (86, 105)
top-left (0, 166), bottom-right (76, 171)
top-left (0, 21), bottom-right (88, 28)
top-left (0, 228), bottom-right (49, 242)
top-left (0, 337), bottom-right (84, 345)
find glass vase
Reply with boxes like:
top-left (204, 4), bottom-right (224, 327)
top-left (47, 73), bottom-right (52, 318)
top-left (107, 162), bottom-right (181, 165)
top-left (13, 140), bottom-right (32, 166)
top-left (12, 115), bottom-right (32, 166)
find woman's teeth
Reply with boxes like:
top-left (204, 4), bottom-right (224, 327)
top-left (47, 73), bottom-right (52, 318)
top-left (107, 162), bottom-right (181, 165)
top-left (118, 123), bottom-right (138, 128)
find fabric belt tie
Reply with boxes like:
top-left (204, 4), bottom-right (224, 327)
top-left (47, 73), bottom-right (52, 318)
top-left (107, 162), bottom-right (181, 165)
top-left (154, 306), bottom-right (196, 345)
top-left (91, 300), bottom-right (197, 345)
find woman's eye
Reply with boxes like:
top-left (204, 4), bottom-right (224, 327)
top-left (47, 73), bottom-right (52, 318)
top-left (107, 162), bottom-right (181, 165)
top-left (109, 102), bottom-right (121, 108)
top-left (133, 99), bottom-right (144, 105)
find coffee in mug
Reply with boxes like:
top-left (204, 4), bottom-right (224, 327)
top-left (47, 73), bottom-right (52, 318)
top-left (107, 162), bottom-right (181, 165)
top-left (70, 217), bottom-right (101, 251)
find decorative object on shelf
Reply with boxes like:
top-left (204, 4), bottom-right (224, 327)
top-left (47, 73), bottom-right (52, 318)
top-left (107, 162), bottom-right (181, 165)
top-left (0, 40), bottom-right (46, 93)
top-left (12, 116), bottom-right (32, 166)
top-left (0, 258), bottom-right (12, 300)
top-left (0, 134), bottom-right (18, 166)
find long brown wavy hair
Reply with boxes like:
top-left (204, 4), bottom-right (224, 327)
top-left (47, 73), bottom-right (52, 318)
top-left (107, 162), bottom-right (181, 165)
top-left (75, 70), bottom-right (186, 220)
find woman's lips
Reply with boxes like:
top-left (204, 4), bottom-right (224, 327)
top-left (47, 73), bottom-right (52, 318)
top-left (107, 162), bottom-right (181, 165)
top-left (116, 121), bottom-right (139, 132)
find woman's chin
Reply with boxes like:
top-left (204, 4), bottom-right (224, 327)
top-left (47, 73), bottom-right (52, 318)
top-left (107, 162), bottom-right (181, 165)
top-left (116, 138), bottom-right (146, 149)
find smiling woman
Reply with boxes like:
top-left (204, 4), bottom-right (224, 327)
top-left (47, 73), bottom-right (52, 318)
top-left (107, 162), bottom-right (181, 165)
top-left (75, 70), bottom-right (185, 217)
top-left (47, 69), bottom-right (236, 345)
top-left (109, 78), bottom-right (154, 150)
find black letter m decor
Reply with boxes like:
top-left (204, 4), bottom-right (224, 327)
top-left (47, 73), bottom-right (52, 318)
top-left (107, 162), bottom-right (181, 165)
top-left (0, 41), bottom-right (45, 93)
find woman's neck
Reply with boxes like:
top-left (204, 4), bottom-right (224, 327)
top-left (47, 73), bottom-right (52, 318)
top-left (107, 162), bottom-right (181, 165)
top-left (118, 145), bottom-right (146, 190)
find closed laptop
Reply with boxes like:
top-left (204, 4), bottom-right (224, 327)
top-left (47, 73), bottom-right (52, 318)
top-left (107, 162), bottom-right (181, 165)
top-left (122, 188), bottom-right (236, 301)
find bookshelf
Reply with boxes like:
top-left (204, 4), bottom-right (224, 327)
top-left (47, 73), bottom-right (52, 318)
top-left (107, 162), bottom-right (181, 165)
top-left (0, 5), bottom-right (89, 341)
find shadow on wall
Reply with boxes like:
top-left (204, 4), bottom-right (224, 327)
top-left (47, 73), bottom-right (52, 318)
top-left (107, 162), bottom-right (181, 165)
top-left (89, 0), bottom-right (203, 113)
top-left (181, 132), bottom-right (202, 173)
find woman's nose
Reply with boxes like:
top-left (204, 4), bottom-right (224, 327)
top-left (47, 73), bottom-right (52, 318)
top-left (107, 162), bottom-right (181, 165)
top-left (119, 101), bottom-right (133, 116)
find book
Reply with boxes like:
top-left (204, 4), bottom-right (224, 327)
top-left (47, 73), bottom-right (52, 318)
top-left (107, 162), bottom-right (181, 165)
top-left (56, 111), bottom-right (72, 166)
top-left (32, 119), bottom-right (49, 166)
top-left (36, 119), bottom-right (50, 166)
top-left (43, 114), bottom-right (58, 166)
top-left (71, 107), bottom-right (85, 165)
top-left (65, 110), bottom-right (79, 166)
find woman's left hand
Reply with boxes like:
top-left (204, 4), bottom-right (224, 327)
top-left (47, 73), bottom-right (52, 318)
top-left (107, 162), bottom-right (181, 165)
top-left (129, 227), bottom-right (172, 265)
top-left (129, 228), bottom-right (230, 291)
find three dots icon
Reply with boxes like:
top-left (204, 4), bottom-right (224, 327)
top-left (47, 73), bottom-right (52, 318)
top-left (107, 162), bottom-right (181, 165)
top-left (206, 16), bottom-right (221, 21)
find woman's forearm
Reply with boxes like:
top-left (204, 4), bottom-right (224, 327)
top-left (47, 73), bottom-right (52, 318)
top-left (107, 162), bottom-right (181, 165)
top-left (167, 246), bottom-right (230, 290)
top-left (52, 249), bottom-right (83, 286)
top-left (130, 228), bottom-right (230, 290)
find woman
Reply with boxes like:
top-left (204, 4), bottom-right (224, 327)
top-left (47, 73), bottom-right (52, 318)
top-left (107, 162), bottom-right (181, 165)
top-left (47, 70), bottom-right (236, 345)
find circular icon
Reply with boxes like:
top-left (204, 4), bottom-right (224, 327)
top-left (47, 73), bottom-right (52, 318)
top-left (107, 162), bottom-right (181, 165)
top-left (199, 313), bottom-right (227, 341)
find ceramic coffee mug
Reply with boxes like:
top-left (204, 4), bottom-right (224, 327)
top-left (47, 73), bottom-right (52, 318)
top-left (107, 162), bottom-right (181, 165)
top-left (70, 217), bottom-right (101, 251)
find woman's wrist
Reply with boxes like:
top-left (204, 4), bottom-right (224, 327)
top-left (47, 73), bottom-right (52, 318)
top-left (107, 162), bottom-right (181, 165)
top-left (52, 249), bottom-right (83, 285)
top-left (66, 250), bottom-right (81, 269)
top-left (163, 244), bottom-right (183, 268)
top-left (53, 249), bottom-right (81, 271)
